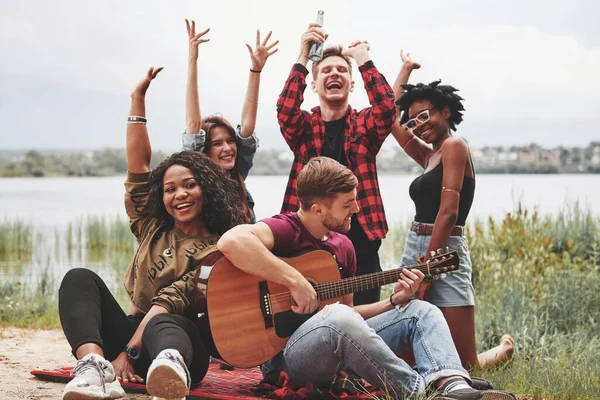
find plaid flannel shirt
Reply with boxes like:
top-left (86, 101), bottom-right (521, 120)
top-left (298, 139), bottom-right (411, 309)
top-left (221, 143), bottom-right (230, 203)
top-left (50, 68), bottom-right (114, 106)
top-left (277, 61), bottom-right (396, 241)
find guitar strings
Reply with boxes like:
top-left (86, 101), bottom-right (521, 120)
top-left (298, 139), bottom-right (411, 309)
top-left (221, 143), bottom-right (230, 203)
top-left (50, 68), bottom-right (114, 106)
top-left (267, 273), bottom-right (410, 302)
top-left (263, 256), bottom-right (455, 303)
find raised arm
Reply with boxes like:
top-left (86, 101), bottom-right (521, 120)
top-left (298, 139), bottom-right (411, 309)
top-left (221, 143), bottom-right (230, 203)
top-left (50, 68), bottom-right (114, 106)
top-left (343, 41), bottom-right (396, 150)
top-left (341, 40), bottom-right (372, 67)
top-left (390, 50), bottom-right (432, 168)
top-left (185, 19), bottom-right (210, 135)
top-left (392, 49), bottom-right (420, 99)
top-left (240, 29), bottom-right (279, 138)
top-left (296, 23), bottom-right (327, 67)
top-left (126, 67), bottom-right (163, 174)
top-left (276, 24), bottom-right (326, 151)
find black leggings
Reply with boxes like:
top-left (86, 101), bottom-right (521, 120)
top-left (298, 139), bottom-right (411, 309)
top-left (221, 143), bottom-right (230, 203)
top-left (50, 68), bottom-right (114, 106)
top-left (58, 268), bottom-right (209, 383)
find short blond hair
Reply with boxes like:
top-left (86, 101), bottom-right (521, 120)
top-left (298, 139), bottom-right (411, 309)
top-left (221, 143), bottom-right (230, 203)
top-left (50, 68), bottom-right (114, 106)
top-left (296, 157), bottom-right (358, 210)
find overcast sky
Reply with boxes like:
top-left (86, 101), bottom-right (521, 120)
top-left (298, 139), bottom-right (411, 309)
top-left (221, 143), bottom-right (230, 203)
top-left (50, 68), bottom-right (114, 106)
top-left (1, 0), bottom-right (598, 151)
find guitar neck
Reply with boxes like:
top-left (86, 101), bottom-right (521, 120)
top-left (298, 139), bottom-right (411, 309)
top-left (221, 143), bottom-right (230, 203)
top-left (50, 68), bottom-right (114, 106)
top-left (315, 263), bottom-right (431, 300)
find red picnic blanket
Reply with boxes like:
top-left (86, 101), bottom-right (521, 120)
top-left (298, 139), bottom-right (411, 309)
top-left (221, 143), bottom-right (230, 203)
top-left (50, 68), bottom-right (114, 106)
top-left (31, 363), bottom-right (383, 400)
top-left (254, 370), bottom-right (386, 400)
top-left (32, 362), bottom-right (263, 400)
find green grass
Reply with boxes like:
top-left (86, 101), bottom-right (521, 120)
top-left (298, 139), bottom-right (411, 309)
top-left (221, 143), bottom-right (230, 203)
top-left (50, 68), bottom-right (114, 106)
top-left (1, 207), bottom-right (599, 398)
top-left (379, 219), bottom-right (409, 270)
top-left (0, 216), bottom-right (135, 328)
top-left (0, 219), bottom-right (32, 261)
top-left (468, 205), bottom-right (600, 400)
top-left (379, 204), bottom-right (600, 399)
top-left (84, 215), bottom-right (137, 260)
top-left (0, 262), bottom-right (58, 329)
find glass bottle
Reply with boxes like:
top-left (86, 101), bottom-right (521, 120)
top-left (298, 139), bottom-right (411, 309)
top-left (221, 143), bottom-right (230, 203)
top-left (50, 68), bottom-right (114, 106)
top-left (308, 10), bottom-right (325, 62)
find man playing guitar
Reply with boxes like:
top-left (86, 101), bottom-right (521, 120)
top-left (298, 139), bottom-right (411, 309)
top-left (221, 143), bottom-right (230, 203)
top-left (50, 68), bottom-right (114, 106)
top-left (217, 157), bottom-right (515, 400)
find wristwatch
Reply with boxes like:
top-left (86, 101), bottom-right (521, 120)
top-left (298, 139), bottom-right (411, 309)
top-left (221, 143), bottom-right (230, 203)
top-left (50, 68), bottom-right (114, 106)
top-left (124, 346), bottom-right (140, 360)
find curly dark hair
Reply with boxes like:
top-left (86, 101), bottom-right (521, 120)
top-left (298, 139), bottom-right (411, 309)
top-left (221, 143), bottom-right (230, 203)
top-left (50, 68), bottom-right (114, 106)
top-left (395, 80), bottom-right (465, 131)
top-left (147, 151), bottom-right (246, 235)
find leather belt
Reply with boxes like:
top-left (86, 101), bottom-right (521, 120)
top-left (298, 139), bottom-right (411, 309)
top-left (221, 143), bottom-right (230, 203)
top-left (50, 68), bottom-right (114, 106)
top-left (411, 222), bottom-right (464, 237)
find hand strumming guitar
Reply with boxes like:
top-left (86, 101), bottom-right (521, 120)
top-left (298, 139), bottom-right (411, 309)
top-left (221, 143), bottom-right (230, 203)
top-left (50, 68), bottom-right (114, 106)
top-left (288, 275), bottom-right (318, 314)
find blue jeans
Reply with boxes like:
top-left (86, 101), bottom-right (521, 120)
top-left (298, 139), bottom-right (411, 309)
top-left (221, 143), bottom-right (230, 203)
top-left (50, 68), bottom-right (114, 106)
top-left (261, 301), bottom-right (469, 398)
top-left (400, 228), bottom-right (475, 307)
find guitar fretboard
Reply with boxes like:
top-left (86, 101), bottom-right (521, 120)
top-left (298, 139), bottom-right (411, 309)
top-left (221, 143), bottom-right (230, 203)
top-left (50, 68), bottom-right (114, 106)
top-left (314, 256), bottom-right (455, 300)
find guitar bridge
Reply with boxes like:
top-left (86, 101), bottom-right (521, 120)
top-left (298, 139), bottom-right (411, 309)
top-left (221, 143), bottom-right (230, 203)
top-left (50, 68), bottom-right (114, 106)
top-left (259, 281), bottom-right (273, 329)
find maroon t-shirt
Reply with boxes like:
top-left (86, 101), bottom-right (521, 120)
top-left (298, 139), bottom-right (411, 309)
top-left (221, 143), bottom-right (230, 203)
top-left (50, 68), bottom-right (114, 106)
top-left (260, 212), bottom-right (356, 279)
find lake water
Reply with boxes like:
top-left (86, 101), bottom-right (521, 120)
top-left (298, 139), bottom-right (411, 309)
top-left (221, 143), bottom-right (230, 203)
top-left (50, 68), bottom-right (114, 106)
top-left (1, 174), bottom-right (599, 226)
top-left (1, 174), bottom-right (598, 290)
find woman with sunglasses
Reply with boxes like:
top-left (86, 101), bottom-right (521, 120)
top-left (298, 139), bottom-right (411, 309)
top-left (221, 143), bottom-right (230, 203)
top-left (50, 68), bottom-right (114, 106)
top-left (390, 51), bottom-right (514, 372)
top-left (180, 20), bottom-right (279, 223)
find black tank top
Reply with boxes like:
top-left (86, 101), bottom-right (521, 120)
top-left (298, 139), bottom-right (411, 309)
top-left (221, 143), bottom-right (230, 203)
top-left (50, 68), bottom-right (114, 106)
top-left (409, 160), bottom-right (475, 226)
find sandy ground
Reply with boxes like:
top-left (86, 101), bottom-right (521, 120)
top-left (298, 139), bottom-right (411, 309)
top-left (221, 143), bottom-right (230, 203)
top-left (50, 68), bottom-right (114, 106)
top-left (0, 327), bottom-right (148, 400)
top-left (1, 328), bottom-right (537, 400)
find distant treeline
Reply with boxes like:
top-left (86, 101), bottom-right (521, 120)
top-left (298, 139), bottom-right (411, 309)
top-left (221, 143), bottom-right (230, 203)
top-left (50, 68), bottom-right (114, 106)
top-left (1, 144), bottom-right (599, 177)
top-left (0, 149), bottom-right (170, 177)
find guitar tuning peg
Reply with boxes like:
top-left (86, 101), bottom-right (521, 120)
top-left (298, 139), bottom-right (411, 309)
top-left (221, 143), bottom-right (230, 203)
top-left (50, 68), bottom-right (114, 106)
top-left (433, 275), bottom-right (439, 281)
top-left (440, 273), bottom-right (447, 279)
top-left (429, 250), bottom-right (436, 258)
top-left (437, 248), bottom-right (444, 255)
top-left (447, 272), bottom-right (453, 276)
top-left (445, 246), bottom-right (450, 253)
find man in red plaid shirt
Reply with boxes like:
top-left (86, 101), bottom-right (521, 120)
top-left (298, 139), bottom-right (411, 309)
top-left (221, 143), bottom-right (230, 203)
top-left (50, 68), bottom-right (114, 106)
top-left (276, 23), bottom-right (396, 305)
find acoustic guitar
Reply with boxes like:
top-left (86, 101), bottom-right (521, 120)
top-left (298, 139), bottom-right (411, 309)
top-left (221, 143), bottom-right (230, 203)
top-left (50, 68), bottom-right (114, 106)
top-left (189, 249), bottom-right (459, 368)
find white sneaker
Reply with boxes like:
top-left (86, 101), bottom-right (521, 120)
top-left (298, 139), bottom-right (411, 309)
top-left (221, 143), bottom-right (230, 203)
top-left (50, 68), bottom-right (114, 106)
top-left (146, 349), bottom-right (190, 400)
top-left (63, 353), bottom-right (125, 400)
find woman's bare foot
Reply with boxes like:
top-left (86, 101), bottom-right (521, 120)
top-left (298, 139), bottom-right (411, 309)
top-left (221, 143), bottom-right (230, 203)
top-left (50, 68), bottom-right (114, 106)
top-left (500, 334), bottom-right (515, 357)
top-left (477, 334), bottom-right (515, 369)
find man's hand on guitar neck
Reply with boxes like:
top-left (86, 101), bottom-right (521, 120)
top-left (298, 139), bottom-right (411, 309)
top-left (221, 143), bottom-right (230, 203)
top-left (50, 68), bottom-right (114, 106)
top-left (289, 276), bottom-right (318, 314)
top-left (392, 268), bottom-right (425, 306)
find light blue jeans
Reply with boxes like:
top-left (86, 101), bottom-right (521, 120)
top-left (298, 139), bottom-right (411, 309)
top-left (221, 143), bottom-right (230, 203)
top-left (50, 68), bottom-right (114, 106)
top-left (400, 228), bottom-right (475, 307)
top-left (261, 301), bottom-right (469, 398)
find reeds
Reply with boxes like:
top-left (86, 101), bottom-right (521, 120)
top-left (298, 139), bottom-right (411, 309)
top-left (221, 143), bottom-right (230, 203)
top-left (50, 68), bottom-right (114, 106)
top-left (469, 204), bottom-right (600, 399)
top-left (84, 215), bottom-right (136, 260)
top-left (378, 204), bottom-right (600, 399)
top-left (1, 207), bottom-right (599, 398)
top-left (0, 219), bottom-right (32, 261)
